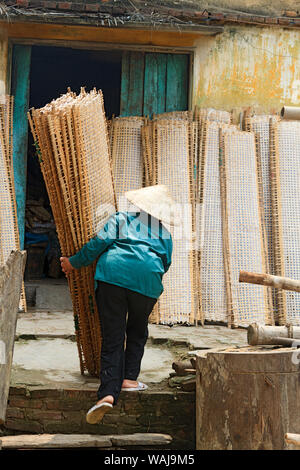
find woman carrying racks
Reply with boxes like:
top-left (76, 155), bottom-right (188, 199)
top-left (60, 185), bottom-right (180, 424)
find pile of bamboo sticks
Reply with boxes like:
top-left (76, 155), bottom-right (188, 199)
top-left (28, 89), bottom-right (116, 376)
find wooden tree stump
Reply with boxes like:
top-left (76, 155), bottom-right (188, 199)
top-left (196, 347), bottom-right (300, 450)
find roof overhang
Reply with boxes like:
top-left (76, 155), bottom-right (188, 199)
top-left (0, 8), bottom-right (224, 36)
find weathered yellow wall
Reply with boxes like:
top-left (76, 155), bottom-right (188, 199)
top-left (193, 26), bottom-right (300, 113)
top-left (2, 20), bottom-right (300, 114)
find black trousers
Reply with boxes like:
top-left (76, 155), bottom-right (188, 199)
top-left (95, 281), bottom-right (157, 405)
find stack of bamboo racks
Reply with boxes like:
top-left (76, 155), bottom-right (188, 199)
top-left (108, 108), bottom-right (274, 327)
top-left (28, 89), bottom-right (116, 376)
top-left (197, 106), bottom-right (300, 327)
top-left (110, 116), bottom-right (145, 210)
top-left (0, 95), bottom-right (17, 266)
top-left (143, 114), bottom-right (197, 325)
top-left (27, 90), bottom-right (300, 383)
top-left (194, 108), bottom-right (273, 327)
top-left (108, 112), bottom-right (198, 325)
top-left (0, 95), bottom-right (26, 310)
top-left (243, 111), bottom-right (300, 326)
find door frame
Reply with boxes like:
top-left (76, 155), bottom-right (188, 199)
top-left (8, 38), bottom-right (195, 242)
top-left (9, 38), bottom-right (195, 110)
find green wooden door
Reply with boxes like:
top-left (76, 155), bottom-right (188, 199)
top-left (11, 45), bottom-right (32, 249)
top-left (120, 51), bottom-right (189, 117)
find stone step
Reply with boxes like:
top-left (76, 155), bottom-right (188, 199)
top-left (25, 281), bottom-right (72, 310)
top-left (4, 385), bottom-right (195, 449)
top-left (0, 432), bottom-right (172, 449)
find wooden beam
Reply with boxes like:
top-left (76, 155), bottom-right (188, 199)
top-left (0, 433), bottom-right (172, 449)
top-left (3, 21), bottom-right (208, 49)
top-left (248, 323), bottom-right (300, 346)
top-left (239, 270), bottom-right (300, 293)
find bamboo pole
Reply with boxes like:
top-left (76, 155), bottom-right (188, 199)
top-left (281, 106), bottom-right (300, 120)
top-left (285, 433), bottom-right (300, 449)
top-left (248, 323), bottom-right (300, 346)
top-left (239, 270), bottom-right (300, 293)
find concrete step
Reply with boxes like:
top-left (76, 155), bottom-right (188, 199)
top-left (25, 280), bottom-right (72, 310)
top-left (0, 433), bottom-right (172, 450)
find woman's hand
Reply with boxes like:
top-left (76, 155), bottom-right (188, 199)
top-left (60, 257), bottom-right (74, 276)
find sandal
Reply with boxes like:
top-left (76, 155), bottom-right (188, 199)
top-left (121, 381), bottom-right (148, 392)
top-left (86, 402), bottom-right (113, 424)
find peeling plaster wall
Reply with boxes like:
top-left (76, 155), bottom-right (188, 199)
top-left (1, 21), bottom-right (300, 114)
top-left (193, 26), bottom-right (300, 113)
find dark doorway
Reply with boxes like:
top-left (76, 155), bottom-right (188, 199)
top-left (25, 46), bottom-right (122, 284)
top-left (30, 46), bottom-right (122, 115)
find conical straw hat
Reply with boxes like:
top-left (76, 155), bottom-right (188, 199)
top-left (125, 185), bottom-right (181, 226)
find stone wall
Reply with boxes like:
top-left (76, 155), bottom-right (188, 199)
top-left (3, 386), bottom-right (195, 450)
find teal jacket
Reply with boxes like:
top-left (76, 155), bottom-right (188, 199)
top-left (69, 211), bottom-right (173, 299)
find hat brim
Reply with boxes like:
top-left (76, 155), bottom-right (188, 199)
top-left (125, 186), bottom-right (182, 227)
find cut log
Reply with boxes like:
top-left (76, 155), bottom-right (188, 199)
top-left (184, 369), bottom-right (196, 375)
top-left (239, 270), bottom-right (300, 292)
top-left (172, 361), bottom-right (193, 376)
top-left (168, 374), bottom-right (195, 388)
top-left (281, 106), bottom-right (300, 120)
top-left (0, 433), bottom-right (172, 449)
top-left (190, 357), bottom-right (196, 369)
top-left (271, 337), bottom-right (300, 347)
top-left (196, 347), bottom-right (300, 450)
top-left (285, 433), bottom-right (300, 449)
top-left (248, 323), bottom-right (300, 346)
top-left (0, 251), bottom-right (27, 425)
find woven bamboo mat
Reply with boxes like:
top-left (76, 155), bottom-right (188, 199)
top-left (198, 121), bottom-right (231, 323)
top-left (194, 107), bottom-right (232, 229)
top-left (193, 108), bottom-right (231, 324)
top-left (220, 128), bottom-right (273, 327)
top-left (143, 118), bottom-right (197, 325)
top-left (154, 111), bottom-right (193, 121)
top-left (110, 117), bottom-right (145, 210)
top-left (244, 114), bottom-right (280, 321)
top-left (271, 120), bottom-right (300, 325)
top-left (28, 89), bottom-right (116, 375)
top-left (194, 106), bottom-right (232, 125)
top-left (0, 95), bottom-right (26, 311)
top-left (0, 96), bottom-right (16, 264)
